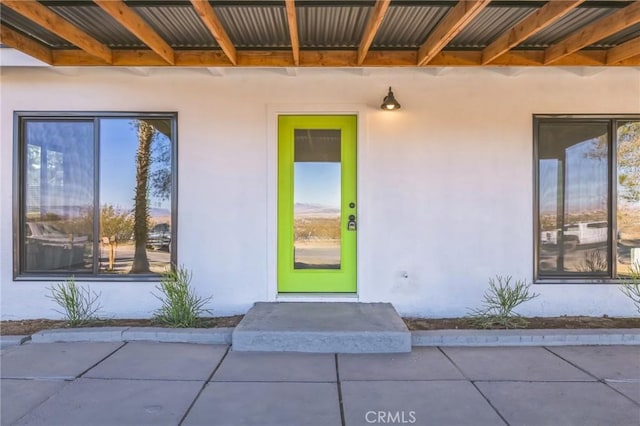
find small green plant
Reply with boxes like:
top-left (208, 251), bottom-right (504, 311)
top-left (469, 275), bottom-right (540, 329)
top-left (47, 277), bottom-right (102, 326)
top-left (619, 263), bottom-right (640, 314)
top-left (152, 265), bottom-right (212, 327)
top-left (577, 249), bottom-right (608, 273)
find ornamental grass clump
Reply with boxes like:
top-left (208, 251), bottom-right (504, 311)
top-left (47, 277), bottom-right (102, 326)
top-left (469, 275), bottom-right (539, 329)
top-left (619, 263), bottom-right (640, 315)
top-left (153, 265), bottom-right (212, 327)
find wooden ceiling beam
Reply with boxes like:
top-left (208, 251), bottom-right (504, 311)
top-left (1, 0), bottom-right (112, 63)
top-left (47, 48), bottom-right (640, 67)
top-left (357, 0), bottom-right (392, 65)
top-left (606, 36), bottom-right (640, 64)
top-left (284, 0), bottom-right (300, 66)
top-left (545, 1), bottom-right (640, 64)
top-left (417, 0), bottom-right (491, 66)
top-left (190, 0), bottom-right (237, 65)
top-left (94, 0), bottom-right (174, 65)
top-left (482, 0), bottom-right (586, 65)
top-left (0, 24), bottom-right (53, 64)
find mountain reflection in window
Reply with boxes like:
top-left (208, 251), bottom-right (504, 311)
top-left (293, 129), bottom-right (341, 269)
top-left (537, 122), bottom-right (610, 276)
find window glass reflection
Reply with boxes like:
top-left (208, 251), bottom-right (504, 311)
top-left (538, 122), bottom-right (610, 275)
top-left (99, 119), bottom-right (172, 274)
top-left (24, 121), bottom-right (94, 272)
top-left (617, 121), bottom-right (640, 276)
top-left (294, 129), bottom-right (341, 269)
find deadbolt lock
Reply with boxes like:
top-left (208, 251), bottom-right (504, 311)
top-left (347, 215), bottom-right (357, 231)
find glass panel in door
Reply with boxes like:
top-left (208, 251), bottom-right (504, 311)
top-left (294, 129), bottom-right (341, 269)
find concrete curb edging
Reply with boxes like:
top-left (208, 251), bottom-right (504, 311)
top-left (5, 327), bottom-right (640, 347)
top-left (31, 327), bottom-right (128, 343)
top-left (122, 327), bottom-right (233, 344)
top-left (411, 329), bottom-right (640, 346)
top-left (28, 327), bottom-right (234, 345)
top-left (0, 335), bottom-right (31, 349)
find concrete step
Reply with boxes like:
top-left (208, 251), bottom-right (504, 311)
top-left (232, 302), bottom-right (411, 353)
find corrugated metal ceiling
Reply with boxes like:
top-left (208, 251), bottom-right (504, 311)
top-left (592, 22), bottom-right (640, 47)
top-left (449, 6), bottom-right (537, 48)
top-left (372, 5), bottom-right (450, 49)
top-left (0, 5), bottom-right (71, 48)
top-left (519, 7), bottom-right (616, 48)
top-left (0, 2), bottom-right (636, 52)
top-left (134, 5), bottom-right (219, 48)
top-left (52, 5), bottom-right (144, 48)
top-left (216, 6), bottom-right (289, 48)
top-left (297, 6), bottom-right (371, 48)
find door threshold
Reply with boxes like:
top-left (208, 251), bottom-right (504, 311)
top-left (277, 293), bottom-right (359, 302)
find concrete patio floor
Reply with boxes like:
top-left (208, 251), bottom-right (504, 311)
top-left (1, 342), bottom-right (639, 426)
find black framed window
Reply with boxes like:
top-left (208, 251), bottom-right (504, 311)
top-left (14, 112), bottom-right (177, 279)
top-left (535, 115), bottom-right (640, 281)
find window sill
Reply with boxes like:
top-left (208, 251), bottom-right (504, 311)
top-left (534, 278), bottom-right (630, 285)
top-left (13, 274), bottom-right (163, 283)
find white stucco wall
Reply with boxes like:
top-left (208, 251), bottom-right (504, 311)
top-left (1, 66), bottom-right (639, 319)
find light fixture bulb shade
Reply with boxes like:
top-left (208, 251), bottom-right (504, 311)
top-left (381, 87), bottom-right (401, 110)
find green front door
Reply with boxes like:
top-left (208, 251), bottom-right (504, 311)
top-left (278, 115), bottom-right (357, 293)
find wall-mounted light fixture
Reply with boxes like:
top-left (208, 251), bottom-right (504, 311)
top-left (381, 87), bottom-right (401, 111)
